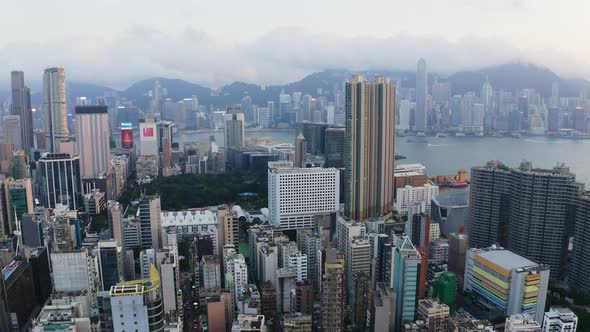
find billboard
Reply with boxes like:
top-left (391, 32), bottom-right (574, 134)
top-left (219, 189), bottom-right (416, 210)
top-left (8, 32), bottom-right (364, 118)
top-left (140, 123), bottom-right (157, 141)
top-left (121, 128), bottom-right (134, 149)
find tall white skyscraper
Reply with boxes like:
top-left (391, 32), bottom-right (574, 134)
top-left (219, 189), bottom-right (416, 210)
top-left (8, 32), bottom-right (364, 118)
top-left (75, 106), bottom-right (111, 178)
top-left (480, 77), bottom-right (493, 113)
top-left (44, 67), bottom-right (68, 152)
top-left (415, 58), bottom-right (428, 131)
top-left (398, 100), bottom-right (412, 130)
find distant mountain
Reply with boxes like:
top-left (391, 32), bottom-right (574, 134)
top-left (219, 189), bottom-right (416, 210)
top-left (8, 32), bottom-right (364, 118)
top-left (2, 63), bottom-right (588, 109)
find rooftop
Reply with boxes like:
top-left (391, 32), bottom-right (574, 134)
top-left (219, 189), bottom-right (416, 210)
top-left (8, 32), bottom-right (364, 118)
top-left (476, 248), bottom-right (538, 270)
top-left (2, 260), bottom-right (21, 280)
top-left (433, 187), bottom-right (470, 207)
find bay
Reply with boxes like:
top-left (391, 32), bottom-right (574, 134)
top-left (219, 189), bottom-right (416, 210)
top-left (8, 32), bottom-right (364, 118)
top-left (175, 130), bottom-right (590, 186)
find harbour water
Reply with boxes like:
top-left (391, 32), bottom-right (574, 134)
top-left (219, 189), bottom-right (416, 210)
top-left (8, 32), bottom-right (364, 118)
top-left (175, 129), bottom-right (590, 185)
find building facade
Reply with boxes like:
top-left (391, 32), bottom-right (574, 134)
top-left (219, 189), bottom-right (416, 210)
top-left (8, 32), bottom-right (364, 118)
top-left (468, 161), bottom-right (582, 277)
top-left (44, 67), bottom-right (68, 152)
top-left (344, 75), bottom-right (396, 221)
top-left (268, 161), bottom-right (339, 230)
top-left (75, 106), bottom-right (111, 178)
top-left (463, 246), bottom-right (549, 323)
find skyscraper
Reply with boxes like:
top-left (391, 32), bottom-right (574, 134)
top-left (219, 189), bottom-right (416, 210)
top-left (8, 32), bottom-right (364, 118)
top-left (139, 195), bottom-right (161, 250)
top-left (468, 161), bottom-right (582, 277)
top-left (415, 58), bottom-right (428, 131)
top-left (98, 240), bottom-right (122, 291)
top-left (37, 152), bottom-right (83, 210)
top-left (10, 71), bottom-right (33, 154)
top-left (225, 107), bottom-right (245, 149)
top-left (294, 133), bottom-right (306, 168)
top-left (4, 177), bottom-right (34, 233)
top-left (321, 248), bottom-right (344, 332)
top-left (344, 75), bottom-right (396, 221)
top-left (139, 117), bottom-right (158, 157)
top-left (157, 121), bottom-right (174, 170)
top-left (44, 67), bottom-right (68, 152)
top-left (75, 106), bottom-right (111, 178)
top-left (3, 115), bottom-right (22, 150)
top-left (391, 235), bottom-right (422, 330)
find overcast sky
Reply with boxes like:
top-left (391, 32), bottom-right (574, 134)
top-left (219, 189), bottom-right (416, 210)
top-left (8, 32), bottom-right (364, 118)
top-left (1, 0), bottom-right (588, 89)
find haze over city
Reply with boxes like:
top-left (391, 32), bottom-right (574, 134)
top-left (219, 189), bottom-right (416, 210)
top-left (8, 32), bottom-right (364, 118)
top-left (2, 1), bottom-right (590, 332)
top-left (1, 0), bottom-right (589, 87)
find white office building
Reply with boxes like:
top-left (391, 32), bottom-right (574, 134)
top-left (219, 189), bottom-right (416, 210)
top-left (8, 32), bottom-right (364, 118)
top-left (160, 209), bottom-right (219, 254)
top-left (286, 253), bottom-right (308, 282)
top-left (395, 183), bottom-right (439, 216)
top-left (224, 247), bottom-right (249, 310)
top-left (398, 100), bottom-right (413, 130)
top-left (268, 161), bottom-right (339, 230)
top-left (543, 307), bottom-right (578, 332)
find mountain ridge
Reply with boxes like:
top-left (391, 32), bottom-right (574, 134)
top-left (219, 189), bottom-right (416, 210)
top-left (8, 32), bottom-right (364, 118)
top-left (1, 63), bottom-right (588, 108)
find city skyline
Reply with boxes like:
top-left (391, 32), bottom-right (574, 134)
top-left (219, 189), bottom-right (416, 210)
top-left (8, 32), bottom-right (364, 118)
top-left (0, 1), bottom-right (589, 87)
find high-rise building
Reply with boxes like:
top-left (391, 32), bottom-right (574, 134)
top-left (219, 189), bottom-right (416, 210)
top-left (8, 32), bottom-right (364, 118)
top-left (268, 161), bottom-right (339, 230)
top-left (432, 272), bottom-right (457, 312)
top-left (395, 183), bottom-right (439, 217)
top-left (107, 200), bottom-right (124, 247)
top-left (11, 71), bottom-right (33, 154)
top-left (21, 213), bottom-right (44, 247)
top-left (391, 235), bottom-right (421, 330)
top-left (206, 292), bottom-right (233, 332)
top-left (324, 127), bottom-right (345, 168)
top-left (4, 177), bottom-right (34, 233)
top-left (44, 67), bottom-right (68, 152)
top-left (344, 75), bottom-right (396, 221)
top-left (138, 196), bottom-right (161, 250)
top-left (293, 279), bottom-right (313, 315)
top-left (3, 115), bottom-right (22, 150)
top-left (294, 133), bottom-right (306, 168)
top-left (223, 246), bottom-right (248, 310)
top-left (415, 58), bottom-right (428, 131)
top-left (75, 106), bottom-right (111, 178)
top-left (109, 264), bottom-right (164, 332)
top-left (139, 117), bottom-right (158, 157)
top-left (28, 247), bottom-right (52, 307)
top-left (397, 100), bottom-right (412, 130)
top-left (157, 121), bottom-right (174, 170)
top-left (542, 307), bottom-right (578, 332)
top-left (468, 161), bottom-right (582, 277)
top-left (463, 246), bottom-right (549, 323)
top-left (320, 248), bottom-right (344, 332)
top-left (225, 107), bottom-right (245, 149)
top-left (417, 299), bottom-right (450, 332)
top-left (371, 282), bottom-right (396, 332)
top-left (98, 240), bottom-right (122, 291)
top-left (37, 152), bottom-right (83, 210)
top-left (11, 149), bottom-right (27, 180)
top-left (350, 271), bottom-right (369, 329)
top-left (3, 259), bottom-right (36, 331)
top-left (448, 233), bottom-right (468, 287)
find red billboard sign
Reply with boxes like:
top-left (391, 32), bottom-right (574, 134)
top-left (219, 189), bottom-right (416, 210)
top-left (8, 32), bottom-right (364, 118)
top-left (121, 128), bottom-right (134, 149)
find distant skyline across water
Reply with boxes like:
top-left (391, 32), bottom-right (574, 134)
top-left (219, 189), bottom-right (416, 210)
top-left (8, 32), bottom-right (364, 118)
top-left (175, 129), bottom-right (590, 185)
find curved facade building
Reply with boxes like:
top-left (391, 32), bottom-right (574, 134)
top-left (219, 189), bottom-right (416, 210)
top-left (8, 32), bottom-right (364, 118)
top-left (430, 187), bottom-right (469, 236)
top-left (110, 264), bottom-right (164, 332)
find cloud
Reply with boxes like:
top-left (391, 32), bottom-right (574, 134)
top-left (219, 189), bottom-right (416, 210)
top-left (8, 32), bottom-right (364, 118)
top-left (0, 25), bottom-right (588, 90)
